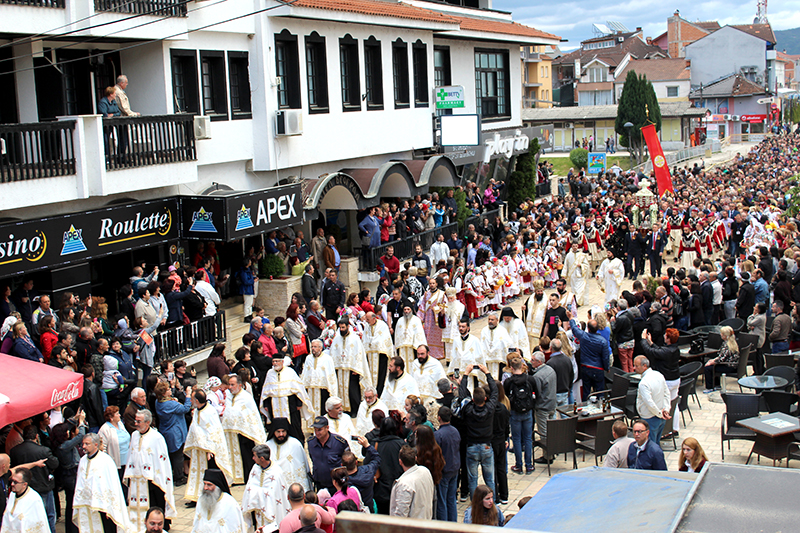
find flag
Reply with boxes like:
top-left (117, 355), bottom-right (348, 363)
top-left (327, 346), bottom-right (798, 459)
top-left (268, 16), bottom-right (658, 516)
top-left (640, 123), bottom-right (674, 197)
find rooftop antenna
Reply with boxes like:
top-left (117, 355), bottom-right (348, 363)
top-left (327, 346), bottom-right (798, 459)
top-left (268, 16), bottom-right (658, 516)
top-left (755, 0), bottom-right (768, 24)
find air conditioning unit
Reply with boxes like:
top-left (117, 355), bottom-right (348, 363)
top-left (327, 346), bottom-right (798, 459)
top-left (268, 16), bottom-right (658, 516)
top-left (730, 115), bottom-right (740, 122)
top-left (723, 114), bottom-right (732, 121)
top-left (276, 110), bottom-right (303, 136)
top-left (193, 115), bottom-right (211, 140)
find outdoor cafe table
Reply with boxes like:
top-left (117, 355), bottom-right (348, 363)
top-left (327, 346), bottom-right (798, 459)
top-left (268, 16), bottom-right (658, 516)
top-left (679, 344), bottom-right (717, 363)
top-left (736, 412), bottom-right (800, 466)
top-left (738, 375), bottom-right (789, 392)
top-left (556, 402), bottom-right (623, 437)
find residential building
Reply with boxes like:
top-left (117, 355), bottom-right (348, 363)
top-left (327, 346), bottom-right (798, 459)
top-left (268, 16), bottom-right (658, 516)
top-left (613, 58), bottom-right (691, 102)
top-left (521, 44), bottom-right (558, 108)
top-left (552, 29), bottom-right (665, 107)
top-left (0, 0), bottom-right (558, 346)
top-left (689, 74), bottom-right (769, 139)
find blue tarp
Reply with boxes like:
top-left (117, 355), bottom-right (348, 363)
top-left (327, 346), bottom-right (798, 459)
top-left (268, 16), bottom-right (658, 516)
top-left (506, 467), bottom-right (694, 533)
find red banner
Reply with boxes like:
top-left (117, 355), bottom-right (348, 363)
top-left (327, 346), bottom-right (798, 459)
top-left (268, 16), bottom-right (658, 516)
top-left (641, 123), bottom-right (674, 197)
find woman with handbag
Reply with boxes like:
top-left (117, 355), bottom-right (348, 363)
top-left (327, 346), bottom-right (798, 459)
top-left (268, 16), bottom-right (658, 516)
top-left (285, 303), bottom-right (309, 371)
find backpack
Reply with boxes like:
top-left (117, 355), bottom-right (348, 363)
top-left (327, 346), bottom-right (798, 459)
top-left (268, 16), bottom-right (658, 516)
top-left (510, 377), bottom-right (535, 413)
top-left (672, 285), bottom-right (685, 317)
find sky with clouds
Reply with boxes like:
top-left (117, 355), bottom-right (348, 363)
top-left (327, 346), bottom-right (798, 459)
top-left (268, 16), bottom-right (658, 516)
top-left (493, 0), bottom-right (800, 50)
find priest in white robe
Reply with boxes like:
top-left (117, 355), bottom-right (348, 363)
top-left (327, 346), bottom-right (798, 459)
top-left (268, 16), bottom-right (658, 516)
top-left (409, 345), bottom-right (446, 401)
top-left (329, 318), bottom-right (372, 414)
top-left (355, 386), bottom-right (389, 439)
top-left (500, 306), bottom-right (531, 361)
top-left (441, 287), bottom-right (466, 366)
top-left (380, 355), bottom-right (420, 411)
top-left (597, 249), bottom-right (625, 304)
top-left (266, 418), bottom-right (311, 491)
top-left (481, 312), bottom-right (512, 379)
top-left (324, 396), bottom-right (360, 459)
top-left (523, 279), bottom-right (548, 349)
top-left (555, 277), bottom-right (579, 315)
top-left (73, 433), bottom-right (132, 533)
top-left (221, 375), bottom-right (267, 485)
top-left (124, 409), bottom-right (177, 532)
top-left (362, 312), bottom-right (395, 395)
top-left (1, 468), bottom-right (49, 533)
top-left (393, 304), bottom-right (427, 369)
top-left (191, 469), bottom-right (247, 533)
top-left (447, 318), bottom-right (487, 394)
top-left (261, 356), bottom-right (314, 444)
top-left (301, 339), bottom-right (338, 417)
top-left (242, 444), bottom-right (291, 532)
top-left (184, 389), bottom-right (233, 503)
top-left (562, 244), bottom-right (590, 307)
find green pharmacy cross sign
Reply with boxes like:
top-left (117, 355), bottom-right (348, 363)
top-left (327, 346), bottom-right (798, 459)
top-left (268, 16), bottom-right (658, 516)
top-left (435, 86), bottom-right (465, 109)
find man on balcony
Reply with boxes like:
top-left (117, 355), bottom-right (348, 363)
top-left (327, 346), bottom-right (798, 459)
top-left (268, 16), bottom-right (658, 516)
top-left (114, 76), bottom-right (141, 117)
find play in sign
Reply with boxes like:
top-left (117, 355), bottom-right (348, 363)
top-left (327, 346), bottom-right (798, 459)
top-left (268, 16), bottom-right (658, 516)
top-left (435, 86), bottom-right (465, 109)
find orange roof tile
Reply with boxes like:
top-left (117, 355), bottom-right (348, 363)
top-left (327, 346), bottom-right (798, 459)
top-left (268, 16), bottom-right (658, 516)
top-left (452, 15), bottom-right (560, 41)
top-left (279, 0), bottom-right (459, 25)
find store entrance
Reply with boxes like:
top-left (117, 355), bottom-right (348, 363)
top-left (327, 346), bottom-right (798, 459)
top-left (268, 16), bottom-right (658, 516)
top-left (89, 246), bottom-right (168, 318)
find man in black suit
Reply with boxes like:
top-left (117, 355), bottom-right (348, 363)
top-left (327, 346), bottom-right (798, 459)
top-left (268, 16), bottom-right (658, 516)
top-left (699, 272), bottom-right (715, 326)
top-left (647, 223), bottom-right (668, 277)
top-left (625, 228), bottom-right (646, 279)
top-left (736, 272), bottom-right (756, 320)
top-left (8, 425), bottom-right (59, 533)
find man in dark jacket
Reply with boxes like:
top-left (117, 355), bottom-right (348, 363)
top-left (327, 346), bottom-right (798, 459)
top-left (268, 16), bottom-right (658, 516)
top-left (627, 419), bottom-right (667, 470)
top-left (611, 300), bottom-right (635, 372)
top-left (624, 228), bottom-right (646, 279)
top-left (640, 328), bottom-right (681, 438)
top-left (645, 302), bottom-right (668, 346)
top-left (758, 247), bottom-right (774, 284)
top-left (457, 363), bottom-right (497, 496)
top-left (81, 365), bottom-right (105, 433)
top-left (434, 406), bottom-right (461, 521)
top-left (568, 313), bottom-right (610, 397)
top-left (75, 327), bottom-right (97, 369)
top-left (9, 425), bottom-right (59, 533)
top-left (322, 271), bottom-right (346, 320)
top-left (342, 437), bottom-right (380, 511)
top-left (700, 272), bottom-right (714, 326)
top-left (546, 339), bottom-right (574, 407)
top-left (736, 272), bottom-right (756, 320)
top-left (302, 264), bottom-right (318, 302)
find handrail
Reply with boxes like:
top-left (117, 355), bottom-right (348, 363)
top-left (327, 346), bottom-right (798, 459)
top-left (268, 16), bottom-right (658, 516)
top-left (94, 0), bottom-right (187, 16)
top-left (359, 222), bottom-right (458, 272)
top-left (153, 311), bottom-right (226, 363)
top-left (0, 0), bottom-right (63, 6)
top-left (102, 114), bottom-right (196, 170)
top-left (0, 120), bottom-right (76, 182)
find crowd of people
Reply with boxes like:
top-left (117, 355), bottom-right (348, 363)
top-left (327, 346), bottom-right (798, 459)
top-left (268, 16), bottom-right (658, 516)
top-left (3, 129), bottom-right (800, 532)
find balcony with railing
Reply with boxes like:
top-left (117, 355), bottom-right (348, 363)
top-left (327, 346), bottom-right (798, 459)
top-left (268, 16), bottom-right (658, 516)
top-left (520, 49), bottom-right (541, 62)
top-left (0, 114), bottom-right (198, 211)
top-left (94, 0), bottom-right (187, 17)
top-left (0, 0), bottom-right (62, 5)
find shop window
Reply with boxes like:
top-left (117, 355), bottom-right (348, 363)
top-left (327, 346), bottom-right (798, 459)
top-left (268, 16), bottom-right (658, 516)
top-left (200, 51), bottom-right (228, 120)
top-left (305, 32), bottom-right (329, 114)
top-left (227, 51), bottom-right (251, 119)
top-left (339, 35), bottom-right (360, 111)
top-left (412, 40), bottom-right (428, 107)
top-left (275, 30), bottom-right (301, 109)
top-left (474, 49), bottom-right (509, 120)
top-left (171, 49), bottom-right (199, 114)
top-left (392, 39), bottom-right (409, 109)
top-left (364, 37), bottom-right (383, 110)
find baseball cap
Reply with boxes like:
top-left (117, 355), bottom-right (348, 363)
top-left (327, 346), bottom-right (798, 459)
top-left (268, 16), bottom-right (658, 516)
top-left (312, 416), bottom-right (329, 428)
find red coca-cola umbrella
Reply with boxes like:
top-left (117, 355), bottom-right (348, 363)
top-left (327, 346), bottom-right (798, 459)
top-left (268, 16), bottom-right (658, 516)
top-left (0, 353), bottom-right (83, 427)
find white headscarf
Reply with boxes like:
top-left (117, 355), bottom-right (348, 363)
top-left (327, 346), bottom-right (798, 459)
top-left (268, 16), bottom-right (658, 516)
top-left (1, 316), bottom-right (17, 339)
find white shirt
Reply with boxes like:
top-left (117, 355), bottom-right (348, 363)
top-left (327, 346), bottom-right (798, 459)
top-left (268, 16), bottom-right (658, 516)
top-left (636, 368), bottom-right (671, 419)
top-left (194, 279), bottom-right (220, 316)
top-left (430, 241), bottom-right (450, 265)
top-left (711, 279), bottom-right (723, 305)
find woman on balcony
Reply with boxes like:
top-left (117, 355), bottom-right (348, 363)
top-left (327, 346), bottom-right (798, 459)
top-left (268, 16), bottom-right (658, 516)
top-left (98, 86), bottom-right (121, 117)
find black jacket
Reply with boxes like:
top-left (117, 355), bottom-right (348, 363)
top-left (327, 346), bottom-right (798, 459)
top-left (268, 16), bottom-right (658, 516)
top-left (689, 293), bottom-right (705, 327)
top-left (9, 440), bottom-right (59, 493)
top-left (302, 273), bottom-right (318, 302)
top-left (736, 282), bottom-right (756, 319)
top-left (546, 353), bottom-right (574, 394)
top-left (373, 434), bottom-right (405, 505)
top-left (612, 310), bottom-right (634, 344)
top-left (82, 379), bottom-right (105, 429)
top-left (646, 313), bottom-right (668, 346)
top-left (492, 403), bottom-right (510, 447)
top-left (322, 281), bottom-right (346, 312)
top-left (758, 257), bottom-right (774, 284)
top-left (641, 340), bottom-right (681, 381)
top-left (723, 276), bottom-right (740, 301)
top-left (458, 372), bottom-right (497, 445)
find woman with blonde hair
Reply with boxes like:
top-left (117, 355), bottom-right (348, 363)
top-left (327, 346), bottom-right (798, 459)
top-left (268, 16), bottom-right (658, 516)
top-left (702, 325), bottom-right (739, 393)
top-left (556, 330), bottom-right (581, 404)
top-left (678, 437), bottom-right (708, 472)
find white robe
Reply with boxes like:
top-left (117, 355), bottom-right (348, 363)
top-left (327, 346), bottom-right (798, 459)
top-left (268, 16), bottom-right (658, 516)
top-left (441, 298), bottom-right (466, 364)
top-left (266, 436), bottom-right (311, 491)
top-left (380, 372), bottom-right (420, 411)
top-left (221, 389), bottom-right (267, 484)
top-left (564, 250), bottom-right (591, 307)
top-left (325, 414), bottom-right (359, 459)
top-left (481, 325), bottom-right (512, 378)
top-left (525, 295), bottom-right (548, 346)
top-left (2, 489), bottom-right (49, 533)
top-left (301, 352), bottom-right (338, 417)
top-left (184, 403), bottom-right (234, 502)
top-left (190, 491), bottom-right (247, 533)
top-left (501, 318), bottom-right (531, 361)
top-left (393, 315), bottom-right (426, 369)
top-left (124, 428), bottom-right (176, 532)
top-left (260, 365), bottom-right (314, 425)
top-left (74, 451), bottom-right (132, 533)
top-left (329, 331), bottom-right (372, 412)
top-left (355, 398), bottom-right (389, 437)
top-left (410, 357), bottom-right (447, 400)
top-left (447, 334), bottom-right (487, 393)
top-left (597, 257), bottom-right (625, 304)
top-left (241, 462), bottom-right (291, 531)
top-left (362, 320), bottom-right (395, 388)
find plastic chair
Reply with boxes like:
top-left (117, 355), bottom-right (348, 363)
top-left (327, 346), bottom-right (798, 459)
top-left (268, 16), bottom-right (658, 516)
top-left (762, 390), bottom-right (800, 415)
top-left (737, 333), bottom-right (761, 370)
top-left (735, 344), bottom-right (752, 389)
top-left (720, 392), bottom-right (759, 461)
top-left (576, 417), bottom-right (618, 466)
top-left (763, 366), bottom-right (797, 393)
top-left (679, 377), bottom-right (696, 425)
top-left (680, 361), bottom-right (703, 406)
top-left (534, 416), bottom-right (578, 476)
top-left (677, 333), bottom-right (699, 346)
top-left (663, 396), bottom-right (680, 450)
top-left (765, 353), bottom-right (795, 370)
top-left (719, 317), bottom-right (744, 333)
top-left (706, 332), bottom-right (723, 350)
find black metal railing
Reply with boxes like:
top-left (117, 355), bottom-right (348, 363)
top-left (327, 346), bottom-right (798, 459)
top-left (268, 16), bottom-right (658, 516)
top-left (102, 114), bottom-right (196, 171)
top-left (0, 0), bottom-right (63, 6)
top-left (154, 311), bottom-right (226, 364)
top-left (95, 0), bottom-right (186, 17)
top-left (0, 121), bottom-right (76, 183)
top-left (462, 207), bottom-right (502, 235)
top-left (360, 222), bottom-right (458, 271)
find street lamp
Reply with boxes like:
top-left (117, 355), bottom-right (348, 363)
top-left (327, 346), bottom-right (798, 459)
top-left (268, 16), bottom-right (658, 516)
top-left (624, 121), bottom-right (634, 169)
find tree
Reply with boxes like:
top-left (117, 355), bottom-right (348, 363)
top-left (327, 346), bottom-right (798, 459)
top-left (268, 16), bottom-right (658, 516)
top-left (508, 138), bottom-right (541, 207)
top-left (569, 148), bottom-right (588, 170)
top-left (615, 71), bottom-right (662, 164)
